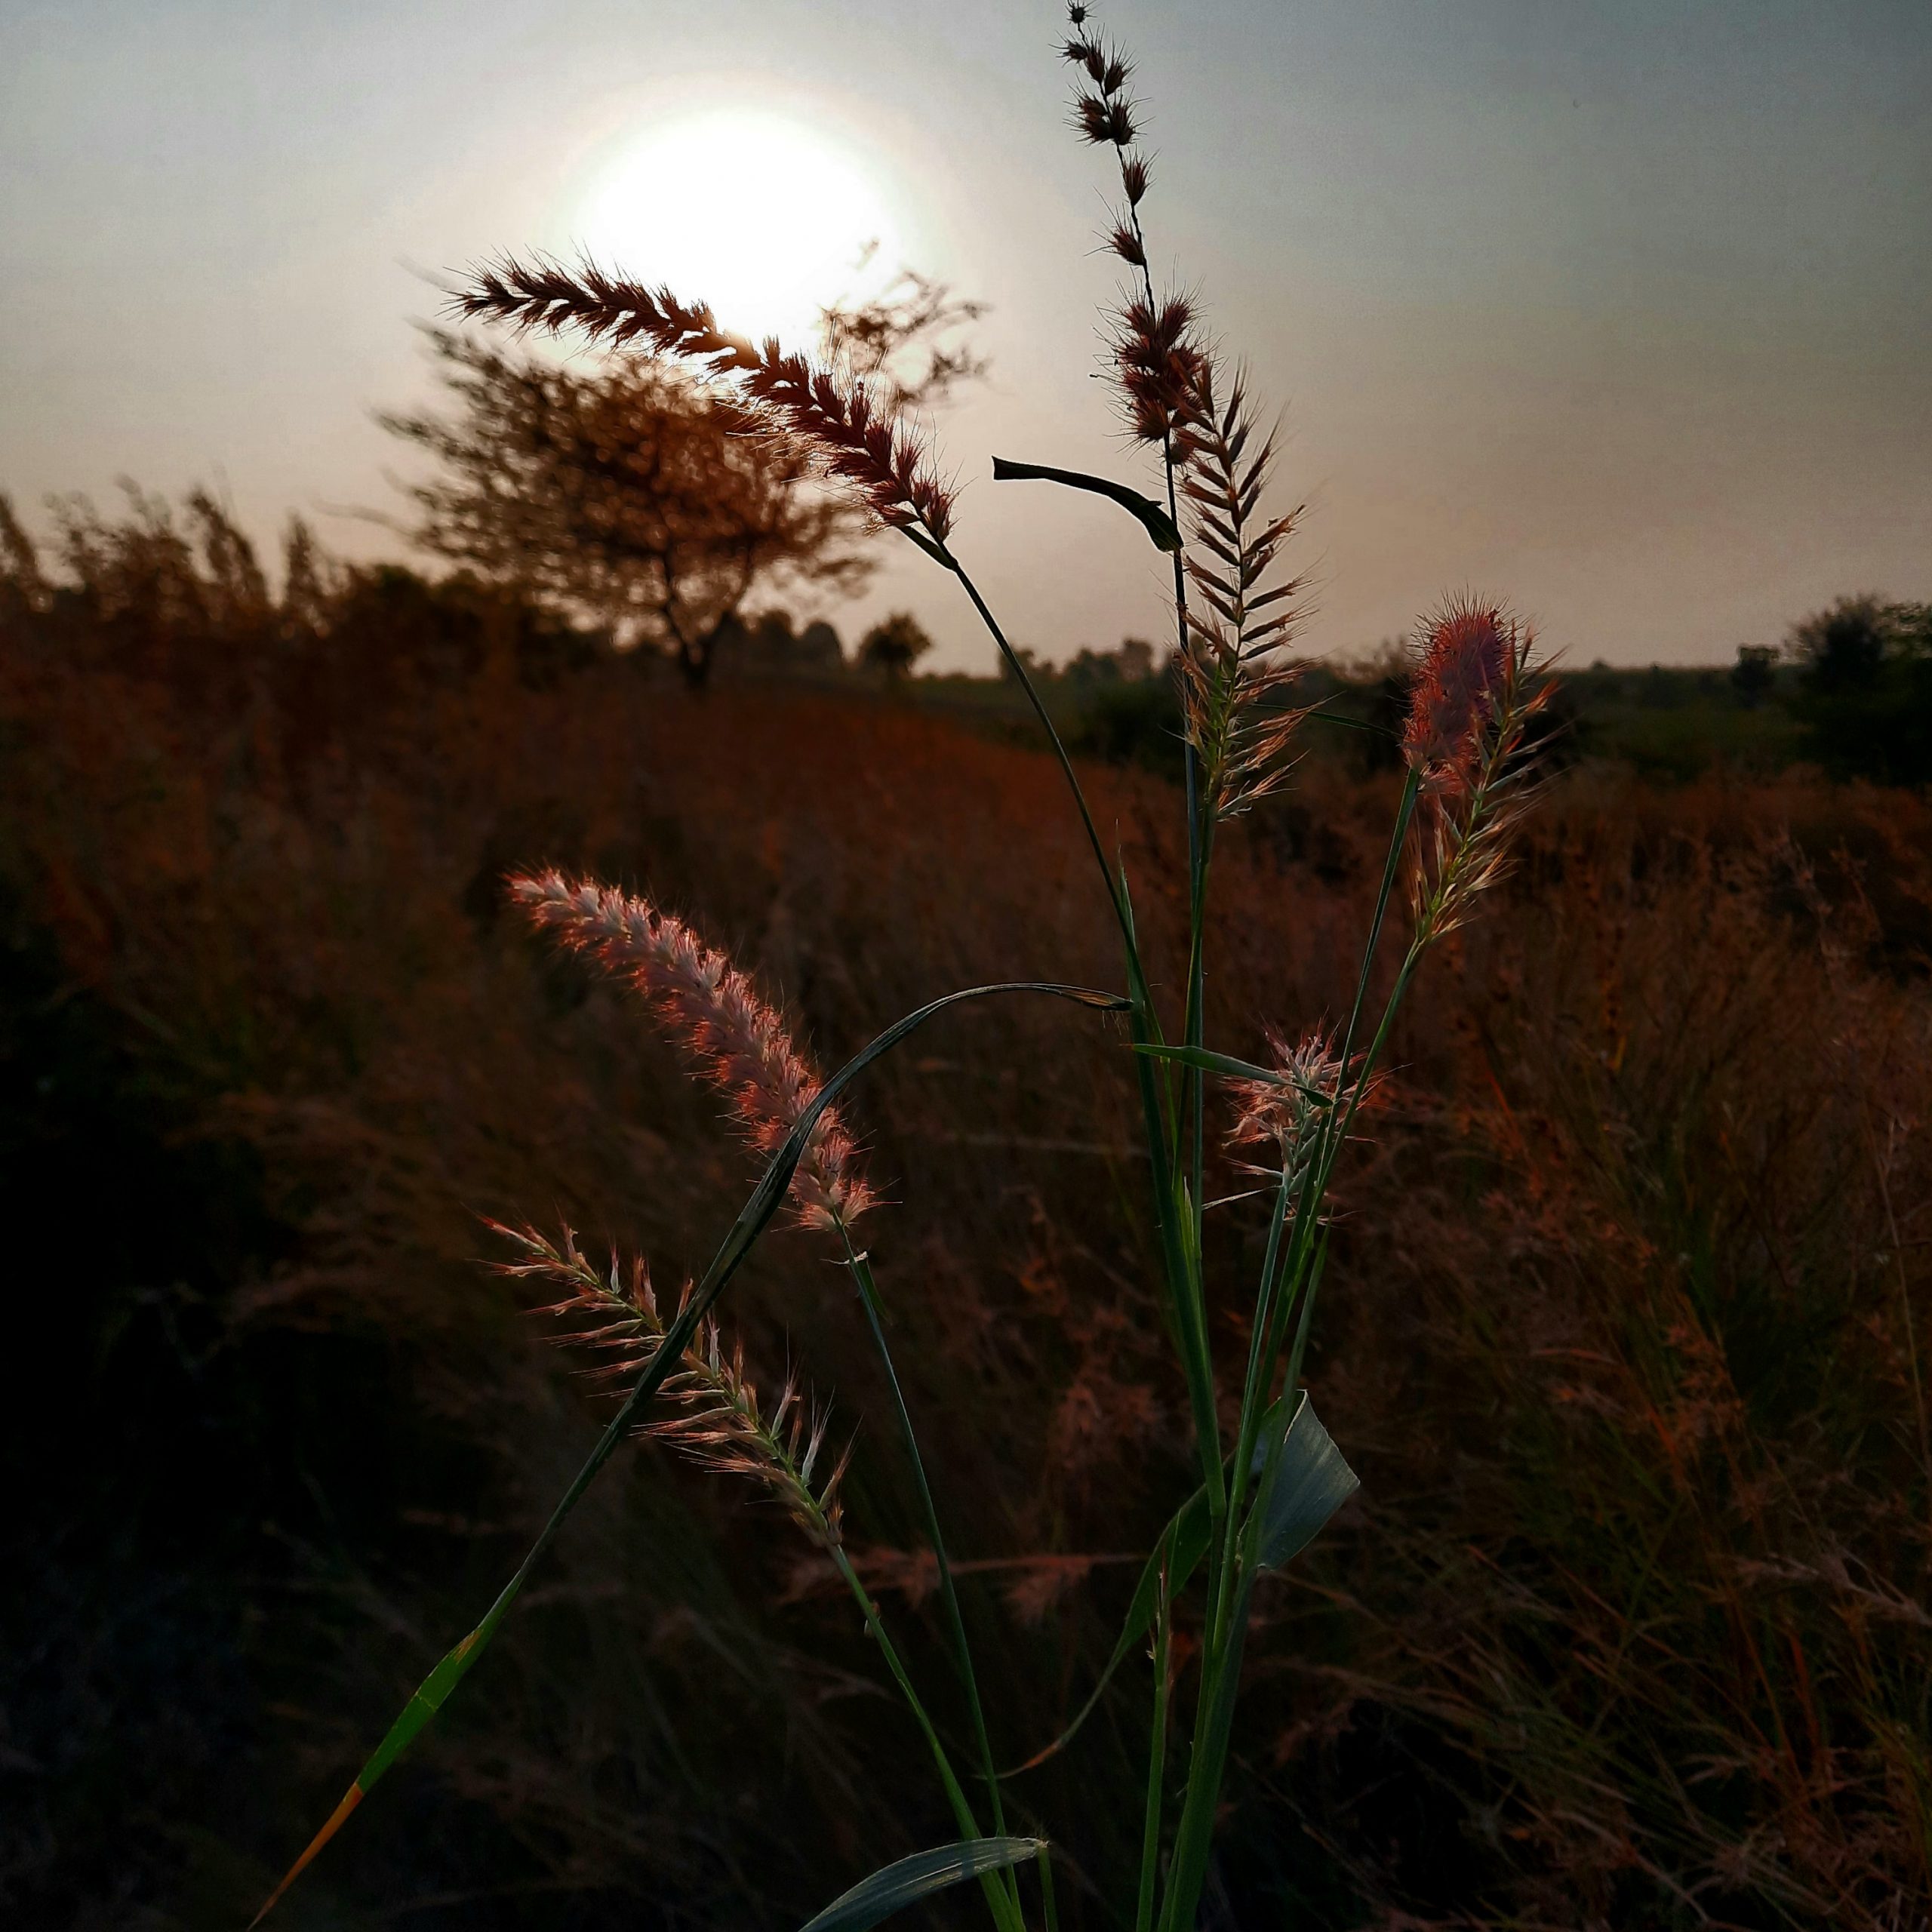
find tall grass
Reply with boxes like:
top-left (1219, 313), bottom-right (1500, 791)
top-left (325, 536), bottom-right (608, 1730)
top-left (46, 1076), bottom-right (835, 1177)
top-left (1, 8), bottom-right (1927, 1928)
top-left (2, 496), bottom-right (1928, 1921)
top-left (258, 5), bottom-right (1546, 1924)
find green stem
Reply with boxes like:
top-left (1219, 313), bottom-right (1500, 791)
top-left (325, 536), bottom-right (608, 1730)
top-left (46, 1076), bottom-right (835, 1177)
top-left (1158, 1237), bottom-right (1331, 1932)
top-left (1036, 1841), bottom-right (1061, 1932)
top-left (841, 1235), bottom-right (1021, 1923)
top-left (826, 1546), bottom-right (1020, 1932)
top-left (1134, 1555), bottom-right (1175, 1932)
top-left (1336, 768), bottom-right (1421, 1078)
top-left (928, 535), bottom-right (1223, 1518)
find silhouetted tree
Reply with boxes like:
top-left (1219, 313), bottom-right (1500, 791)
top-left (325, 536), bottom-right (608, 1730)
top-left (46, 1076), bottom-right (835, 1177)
top-left (387, 263), bottom-right (988, 691)
top-left (384, 333), bottom-right (872, 689)
top-left (1066, 635), bottom-right (1162, 685)
top-left (1789, 594), bottom-right (1932, 784)
top-left (1792, 594), bottom-right (1890, 695)
top-left (1730, 643), bottom-right (1778, 708)
top-left (858, 611), bottom-right (934, 680)
top-left (817, 255), bottom-right (989, 413)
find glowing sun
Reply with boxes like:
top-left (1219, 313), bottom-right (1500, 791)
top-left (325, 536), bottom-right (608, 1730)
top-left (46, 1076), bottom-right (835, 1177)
top-left (574, 105), bottom-right (909, 349)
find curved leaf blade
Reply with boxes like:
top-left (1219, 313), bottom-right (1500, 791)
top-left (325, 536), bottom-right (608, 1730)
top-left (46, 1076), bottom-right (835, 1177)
top-left (251, 981), bottom-right (1127, 1924)
top-left (991, 456), bottom-right (1182, 552)
top-left (1255, 1392), bottom-right (1359, 1572)
top-left (799, 1838), bottom-right (1046, 1932)
top-left (1003, 1486), bottom-right (1214, 1776)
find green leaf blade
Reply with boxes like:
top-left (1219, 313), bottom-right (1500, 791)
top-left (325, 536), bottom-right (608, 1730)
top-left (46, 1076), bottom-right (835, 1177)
top-left (798, 1838), bottom-right (1046, 1932)
top-left (1254, 1392), bottom-right (1360, 1573)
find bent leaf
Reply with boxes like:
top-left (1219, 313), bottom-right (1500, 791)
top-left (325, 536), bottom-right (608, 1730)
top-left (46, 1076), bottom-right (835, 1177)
top-left (799, 1838), bottom-right (1046, 1932)
top-left (1005, 1477), bottom-right (1218, 1774)
top-left (1254, 1391), bottom-right (1359, 1572)
top-left (252, 980), bottom-right (1128, 1925)
top-left (991, 456), bottom-right (1182, 552)
top-left (1132, 1041), bottom-right (1335, 1104)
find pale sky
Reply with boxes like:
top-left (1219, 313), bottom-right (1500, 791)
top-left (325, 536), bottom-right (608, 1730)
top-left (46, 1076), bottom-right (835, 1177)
top-left (3, 0), bottom-right (1927, 670)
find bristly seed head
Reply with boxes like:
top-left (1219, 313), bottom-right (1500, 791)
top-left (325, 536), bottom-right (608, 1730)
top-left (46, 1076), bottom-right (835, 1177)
top-left (1227, 1029), bottom-right (1379, 1177)
top-left (454, 256), bottom-right (953, 544)
top-left (492, 1223), bottom-right (852, 1550)
top-left (1074, 93), bottom-right (1138, 147)
top-left (509, 869), bottom-right (875, 1232)
top-left (1108, 293), bottom-right (1206, 457)
top-left (1120, 154), bottom-right (1151, 205)
top-left (1403, 598), bottom-right (1521, 794)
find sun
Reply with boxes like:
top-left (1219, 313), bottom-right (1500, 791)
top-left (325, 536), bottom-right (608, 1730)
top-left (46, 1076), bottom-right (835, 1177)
top-left (572, 105), bottom-right (909, 350)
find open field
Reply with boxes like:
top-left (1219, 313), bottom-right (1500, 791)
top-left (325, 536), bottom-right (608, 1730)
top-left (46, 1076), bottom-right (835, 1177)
top-left (2, 544), bottom-right (1928, 1928)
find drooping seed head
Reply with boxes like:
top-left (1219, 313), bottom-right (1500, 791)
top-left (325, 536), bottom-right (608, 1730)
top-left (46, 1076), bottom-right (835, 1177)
top-left (509, 869), bottom-right (875, 1232)
top-left (454, 257), bottom-right (952, 545)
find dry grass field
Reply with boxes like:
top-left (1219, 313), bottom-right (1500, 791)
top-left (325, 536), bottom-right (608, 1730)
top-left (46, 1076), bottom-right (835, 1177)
top-left (2, 507), bottom-right (1929, 1927)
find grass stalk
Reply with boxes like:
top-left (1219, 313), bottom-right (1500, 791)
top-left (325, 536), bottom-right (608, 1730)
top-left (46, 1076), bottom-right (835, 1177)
top-left (1134, 1555), bottom-right (1175, 1932)
top-left (841, 1235), bottom-right (1022, 1923)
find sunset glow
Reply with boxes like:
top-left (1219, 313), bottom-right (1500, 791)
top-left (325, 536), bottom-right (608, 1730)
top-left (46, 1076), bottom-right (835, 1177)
top-left (572, 106), bottom-right (909, 349)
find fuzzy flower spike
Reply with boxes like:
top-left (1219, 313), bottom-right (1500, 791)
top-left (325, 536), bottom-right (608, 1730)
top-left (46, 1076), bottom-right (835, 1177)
top-left (492, 1222), bottom-right (852, 1550)
top-left (509, 869), bottom-right (874, 1232)
top-left (1402, 598), bottom-right (1547, 935)
top-left (457, 258), bottom-right (954, 548)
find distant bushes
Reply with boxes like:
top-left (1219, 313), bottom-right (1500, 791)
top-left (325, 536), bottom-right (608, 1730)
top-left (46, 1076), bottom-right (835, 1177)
top-left (1788, 594), bottom-right (1932, 786)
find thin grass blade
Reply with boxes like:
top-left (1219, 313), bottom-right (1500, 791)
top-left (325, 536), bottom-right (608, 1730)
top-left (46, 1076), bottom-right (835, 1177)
top-left (1004, 1478), bottom-right (1218, 1774)
top-left (251, 980), bottom-right (1127, 1924)
top-left (798, 1838), bottom-right (1046, 1932)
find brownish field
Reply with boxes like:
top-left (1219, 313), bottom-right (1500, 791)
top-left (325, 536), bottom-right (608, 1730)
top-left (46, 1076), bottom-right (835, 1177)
top-left (2, 545), bottom-right (1929, 1928)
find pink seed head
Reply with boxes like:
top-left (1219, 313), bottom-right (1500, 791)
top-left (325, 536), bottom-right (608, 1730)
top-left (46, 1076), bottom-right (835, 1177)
top-left (1403, 598), bottom-right (1518, 790)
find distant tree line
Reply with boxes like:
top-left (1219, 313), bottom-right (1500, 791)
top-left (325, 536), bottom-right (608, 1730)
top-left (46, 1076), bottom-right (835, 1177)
top-left (1737, 594), bottom-right (1932, 786)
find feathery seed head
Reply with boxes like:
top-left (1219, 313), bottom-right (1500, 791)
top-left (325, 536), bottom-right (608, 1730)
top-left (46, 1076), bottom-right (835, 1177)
top-left (1228, 1029), bottom-right (1377, 1176)
top-left (1403, 598), bottom-right (1521, 794)
top-left (1173, 356), bottom-right (1312, 816)
top-left (493, 1222), bottom-right (851, 1549)
top-left (1400, 600), bottom-right (1551, 937)
top-left (456, 257), bottom-right (952, 544)
top-left (1108, 221), bottom-right (1148, 267)
top-left (1119, 154), bottom-right (1151, 205)
top-left (509, 869), bottom-right (874, 1232)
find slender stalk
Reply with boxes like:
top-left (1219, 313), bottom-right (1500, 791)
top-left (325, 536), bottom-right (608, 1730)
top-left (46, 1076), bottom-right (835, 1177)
top-left (933, 537), bottom-right (1226, 1518)
top-left (826, 1546), bottom-right (1020, 1932)
top-left (1124, 206), bottom-right (1213, 1358)
top-left (936, 541), bottom-right (1124, 953)
top-left (1036, 1841), bottom-right (1061, 1932)
top-left (841, 1235), bottom-right (1022, 1922)
top-left (1158, 1239), bottom-right (1331, 1932)
top-left (1221, 1170), bottom-right (1294, 1574)
top-left (1336, 769), bottom-right (1422, 1078)
top-left (1134, 1553), bottom-right (1175, 1932)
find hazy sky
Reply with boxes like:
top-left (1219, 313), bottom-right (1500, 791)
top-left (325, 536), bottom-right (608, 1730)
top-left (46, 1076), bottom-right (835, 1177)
top-left (4, 0), bottom-right (1928, 671)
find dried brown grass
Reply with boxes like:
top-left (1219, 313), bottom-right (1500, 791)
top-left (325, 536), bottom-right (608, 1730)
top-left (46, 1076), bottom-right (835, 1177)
top-left (2, 508), bottom-right (1928, 1924)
